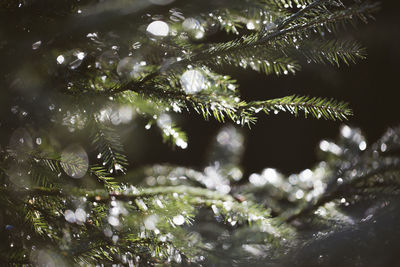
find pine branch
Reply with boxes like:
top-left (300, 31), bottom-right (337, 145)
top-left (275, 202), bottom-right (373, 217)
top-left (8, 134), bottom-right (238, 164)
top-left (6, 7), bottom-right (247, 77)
top-left (27, 152), bottom-right (119, 190)
top-left (285, 168), bottom-right (400, 223)
top-left (203, 45), bottom-right (301, 75)
top-left (276, 0), bottom-right (329, 31)
top-left (90, 117), bottom-right (128, 174)
top-left (180, 0), bottom-right (377, 72)
top-left (245, 95), bottom-right (352, 120)
top-left (109, 77), bottom-right (351, 126)
top-left (283, 126), bottom-right (400, 222)
top-left (90, 165), bottom-right (121, 191)
top-left (5, 184), bottom-right (276, 223)
top-left (292, 39), bottom-right (366, 66)
top-left (17, 151), bottom-right (86, 187)
top-left (271, 1), bottom-right (380, 41)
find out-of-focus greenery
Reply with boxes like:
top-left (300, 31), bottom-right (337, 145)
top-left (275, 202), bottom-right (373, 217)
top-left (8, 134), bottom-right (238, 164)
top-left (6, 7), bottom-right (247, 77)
top-left (2, 0), bottom-right (398, 266)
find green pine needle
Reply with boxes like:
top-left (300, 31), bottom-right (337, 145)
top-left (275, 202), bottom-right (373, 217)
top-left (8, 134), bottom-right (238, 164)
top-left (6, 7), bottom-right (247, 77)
top-left (246, 95), bottom-right (352, 120)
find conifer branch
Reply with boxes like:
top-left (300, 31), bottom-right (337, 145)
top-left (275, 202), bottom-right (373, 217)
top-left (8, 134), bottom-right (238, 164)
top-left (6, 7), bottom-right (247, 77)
top-left (271, 1), bottom-right (380, 41)
top-left (245, 95), bottom-right (352, 120)
top-left (285, 167), bottom-right (400, 223)
top-left (276, 0), bottom-right (329, 31)
top-left (182, 0), bottom-right (378, 71)
top-left (292, 39), bottom-right (366, 66)
top-left (90, 117), bottom-right (128, 174)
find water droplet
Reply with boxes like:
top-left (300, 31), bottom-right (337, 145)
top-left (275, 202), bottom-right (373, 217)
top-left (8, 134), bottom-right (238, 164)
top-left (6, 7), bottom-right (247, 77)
top-left (319, 140), bottom-right (329, 151)
top-left (359, 141), bottom-right (367, 151)
top-left (381, 143), bottom-right (387, 152)
top-left (64, 210), bottom-right (76, 223)
top-left (114, 163), bottom-right (125, 173)
top-left (182, 18), bottom-right (199, 31)
top-left (76, 51), bottom-right (86, 60)
top-left (75, 208), bottom-right (86, 223)
top-left (228, 84), bottom-right (236, 90)
top-left (11, 105), bottom-right (19, 114)
top-left (86, 32), bottom-right (98, 39)
top-left (157, 113), bottom-right (171, 127)
top-left (246, 21), bottom-right (256, 30)
top-left (117, 57), bottom-right (148, 79)
top-left (97, 50), bottom-right (119, 69)
top-left (174, 253), bottom-right (182, 263)
top-left (318, 255), bottom-right (324, 263)
top-left (249, 173), bottom-right (266, 186)
top-left (146, 21), bottom-right (169, 37)
top-left (176, 138), bottom-right (187, 149)
top-left (169, 8), bottom-right (185, 22)
top-left (180, 69), bottom-right (206, 94)
top-left (9, 128), bottom-right (34, 152)
top-left (32, 41), bottom-right (41, 50)
top-left (135, 199), bottom-right (148, 211)
top-left (108, 216), bottom-right (120, 226)
top-left (144, 214), bottom-right (159, 230)
top-left (295, 189), bottom-right (304, 199)
top-left (56, 55), bottom-right (65, 64)
top-left (182, 18), bottom-right (205, 39)
top-left (69, 58), bottom-right (83, 70)
top-left (68, 51), bottom-right (86, 69)
top-left (61, 144), bottom-right (89, 179)
top-left (104, 227), bottom-right (113, 237)
top-left (155, 198), bottom-right (164, 209)
top-left (264, 22), bottom-right (277, 32)
top-left (341, 125), bottom-right (352, 138)
top-left (110, 206), bottom-right (121, 216)
top-left (172, 214), bottom-right (185, 225)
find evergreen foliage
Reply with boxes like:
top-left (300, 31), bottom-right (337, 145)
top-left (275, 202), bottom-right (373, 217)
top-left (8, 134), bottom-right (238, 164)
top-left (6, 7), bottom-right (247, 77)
top-left (1, 0), bottom-right (397, 266)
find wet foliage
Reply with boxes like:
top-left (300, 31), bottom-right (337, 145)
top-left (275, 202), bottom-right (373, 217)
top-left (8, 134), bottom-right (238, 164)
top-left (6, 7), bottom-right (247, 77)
top-left (2, 0), bottom-right (398, 266)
